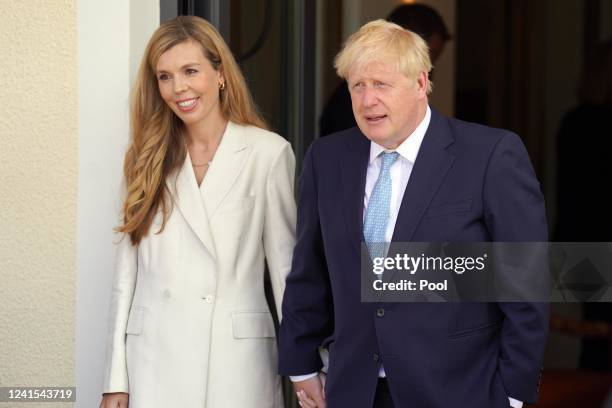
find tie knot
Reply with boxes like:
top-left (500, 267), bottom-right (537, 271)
top-left (380, 151), bottom-right (399, 171)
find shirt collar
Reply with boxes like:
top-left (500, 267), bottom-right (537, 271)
top-left (369, 105), bottom-right (431, 164)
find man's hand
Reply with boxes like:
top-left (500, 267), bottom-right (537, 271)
top-left (99, 392), bottom-right (128, 408)
top-left (294, 374), bottom-right (326, 408)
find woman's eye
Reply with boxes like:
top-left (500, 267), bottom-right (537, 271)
top-left (186, 68), bottom-right (198, 75)
top-left (158, 74), bottom-right (170, 81)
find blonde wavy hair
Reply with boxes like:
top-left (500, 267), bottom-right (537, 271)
top-left (335, 19), bottom-right (433, 94)
top-left (118, 16), bottom-right (266, 245)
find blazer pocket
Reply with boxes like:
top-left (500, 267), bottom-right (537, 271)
top-left (231, 311), bottom-right (276, 339)
top-left (447, 321), bottom-right (498, 340)
top-left (126, 306), bottom-right (145, 335)
top-left (425, 199), bottom-right (472, 218)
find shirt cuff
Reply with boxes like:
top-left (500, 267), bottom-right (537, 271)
top-left (290, 372), bottom-right (318, 382)
top-left (508, 397), bottom-right (523, 407)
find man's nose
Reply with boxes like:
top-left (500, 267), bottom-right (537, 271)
top-left (361, 87), bottom-right (378, 107)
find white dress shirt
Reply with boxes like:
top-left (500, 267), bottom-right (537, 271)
top-left (363, 106), bottom-right (431, 242)
top-left (291, 106), bottom-right (522, 407)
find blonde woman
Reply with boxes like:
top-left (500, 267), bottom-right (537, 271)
top-left (100, 16), bottom-right (296, 408)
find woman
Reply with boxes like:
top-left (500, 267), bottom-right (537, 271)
top-left (100, 16), bottom-right (296, 408)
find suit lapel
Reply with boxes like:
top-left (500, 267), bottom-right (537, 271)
top-left (200, 121), bottom-right (251, 217)
top-left (392, 108), bottom-right (455, 243)
top-left (340, 129), bottom-right (370, 257)
top-left (169, 152), bottom-right (218, 260)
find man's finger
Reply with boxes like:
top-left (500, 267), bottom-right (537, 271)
top-left (297, 390), bottom-right (317, 408)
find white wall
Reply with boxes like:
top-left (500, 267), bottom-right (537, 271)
top-left (0, 2), bottom-right (77, 403)
top-left (75, 1), bottom-right (158, 406)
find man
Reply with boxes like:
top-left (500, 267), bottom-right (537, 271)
top-left (279, 20), bottom-right (548, 408)
top-left (319, 3), bottom-right (451, 137)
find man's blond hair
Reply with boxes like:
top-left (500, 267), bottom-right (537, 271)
top-left (335, 19), bottom-right (433, 94)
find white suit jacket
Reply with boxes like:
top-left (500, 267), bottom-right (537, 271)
top-left (102, 122), bottom-right (296, 407)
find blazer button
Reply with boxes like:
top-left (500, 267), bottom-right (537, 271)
top-left (376, 308), bottom-right (385, 317)
top-left (203, 294), bottom-right (214, 304)
top-left (373, 353), bottom-right (380, 362)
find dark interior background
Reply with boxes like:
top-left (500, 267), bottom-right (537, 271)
top-left (163, 1), bottom-right (612, 406)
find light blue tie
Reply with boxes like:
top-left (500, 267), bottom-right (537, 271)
top-left (364, 151), bottom-right (399, 261)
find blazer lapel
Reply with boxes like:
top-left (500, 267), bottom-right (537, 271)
top-left (340, 129), bottom-right (370, 257)
top-left (169, 153), bottom-right (218, 260)
top-left (200, 121), bottom-right (251, 218)
top-left (392, 108), bottom-right (455, 243)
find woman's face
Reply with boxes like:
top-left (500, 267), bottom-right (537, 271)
top-left (155, 40), bottom-right (224, 128)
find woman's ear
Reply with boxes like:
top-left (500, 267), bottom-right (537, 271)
top-left (217, 66), bottom-right (226, 91)
top-left (218, 65), bottom-right (225, 83)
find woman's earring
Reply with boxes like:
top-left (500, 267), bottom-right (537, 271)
top-left (219, 81), bottom-right (226, 91)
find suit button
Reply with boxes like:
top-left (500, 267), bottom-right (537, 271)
top-left (376, 308), bottom-right (385, 317)
top-left (373, 353), bottom-right (380, 362)
top-left (203, 294), bottom-right (214, 303)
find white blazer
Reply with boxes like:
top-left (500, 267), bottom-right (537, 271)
top-left (102, 122), bottom-right (296, 407)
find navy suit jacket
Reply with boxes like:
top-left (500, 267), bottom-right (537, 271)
top-left (279, 108), bottom-right (549, 407)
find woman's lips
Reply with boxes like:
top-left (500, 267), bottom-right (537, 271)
top-left (176, 97), bottom-right (199, 112)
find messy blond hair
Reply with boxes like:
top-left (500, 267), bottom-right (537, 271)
top-left (117, 16), bottom-right (266, 245)
top-left (335, 19), bottom-right (433, 94)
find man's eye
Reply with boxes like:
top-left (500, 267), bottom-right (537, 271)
top-left (374, 81), bottom-right (386, 88)
top-left (352, 82), bottom-right (363, 90)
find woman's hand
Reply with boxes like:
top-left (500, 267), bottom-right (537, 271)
top-left (100, 392), bottom-right (128, 408)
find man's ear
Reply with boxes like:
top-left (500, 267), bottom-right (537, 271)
top-left (416, 71), bottom-right (429, 98)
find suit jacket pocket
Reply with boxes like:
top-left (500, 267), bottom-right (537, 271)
top-left (126, 306), bottom-right (145, 335)
top-left (447, 321), bottom-right (498, 340)
top-left (425, 199), bottom-right (472, 218)
top-left (320, 334), bottom-right (335, 348)
top-left (231, 311), bottom-right (276, 339)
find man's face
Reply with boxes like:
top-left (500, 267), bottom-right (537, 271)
top-left (348, 60), bottom-right (428, 149)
